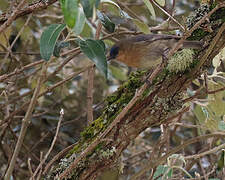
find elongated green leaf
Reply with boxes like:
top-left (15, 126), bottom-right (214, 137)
top-left (100, 0), bottom-right (121, 10)
top-left (119, 10), bottom-right (150, 34)
top-left (143, 0), bottom-right (156, 19)
top-left (97, 11), bottom-right (115, 33)
top-left (100, 0), bottom-right (150, 33)
top-left (132, 19), bottom-right (150, 34)
top-left (167, 169), bottom-right (173, 178)
top-left (95, 0), bottom-right (100, 7)
top-left (155, 0), bottom-right (165, 6)
top-left (208, 84), bottom-right (225, 116)
top-left (40, 24), bottom-right (66, 61)
top-left (73, 7), bottom-right (86, 35)
top-left (78, 39), bottom-right (107, 78)
top-left (81, 0), bottom-right (96, 18)
top-left (60, 0), bottom-right (78, 28)
top-left (100, 0), bottom-right (124, 17)
top-left (217, 150), bottom-right (225, 171)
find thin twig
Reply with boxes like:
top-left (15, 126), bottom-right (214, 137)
top-left (87, 67), bottom-right (94, 124)
top-left (27, 158), bottom-right (34, 179)
top-left (208, 86), bottom-right (225, 94)
top-left (37, 152), bottom-right (43, 180)
top-left (0, 65), bottom-right (92, 127)
top-left (168, 3), bottom-right (225, 59)
top-left (117, 0), bottom-right (142, 21)
top-left (4, 62), bottom-right (46, 180)
top-left (31, 109), bottom-right (64, 179)
top-left (0, 0), bottom-right (57, 25)
top-left (87, 22), bottom-right (102, 124)
top-left (166, 106), bottom-right (190, 124)
top-left (0, 60), bottom-right (44, 82)
top-left (0, 0), bottom-right (27, 34)
top-left (0, 51), bottom-right (40, 55)
top-left (49, 50), bottom-right (81, 78)
top-left (193, 21), bottom-right (225, 74)
top-left (43, 143), bottom-right (77, 175)
top-left (185, 143), bottom-right (225, 160)
top-left (131, 132), bottom-right (225, 180)
top-left (7, 125), bottom-right (40, 162)
top-left (0, 52), bottom-right (81, 111)
top-left (151, 0), bottom-right (185, 31)
top-left (4, 13), bottom-right (32, 62)
top-left (183, 84), bottom-right (225, 104)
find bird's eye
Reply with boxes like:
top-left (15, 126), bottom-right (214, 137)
top-left (110, 46), bottom-right (119, 59)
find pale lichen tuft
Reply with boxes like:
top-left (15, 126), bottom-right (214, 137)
top-left (167, 49), bottom-right (195, 73)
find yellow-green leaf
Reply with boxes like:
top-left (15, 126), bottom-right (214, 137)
top-left (155, 0), bottom-right (165, 6)
top-left (143, 0), bottom-right (156, 19)
top-left (132, 19), bottom-right (150, 34)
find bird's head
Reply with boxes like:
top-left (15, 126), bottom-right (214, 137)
top-left (108, 45), bottom-right (120, 61)
top-left (107, 40), bottom-right (142, 68)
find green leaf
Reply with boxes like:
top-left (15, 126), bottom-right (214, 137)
top-left (217, 150), bottom-right (225, 171)
top-left (153, 165), bottom-right (169, 179)
top-left (97, 11), bottom-right (115, 33)
top-left (95, 0), bottom-right (100, 7)
top-left (78, 39), bottom-right (107, 78)
top-left (208, 84), bottom-right (225, 116)
top-left (81, 0), bottom-right (96, 18)
top-left (194, 105), bottom-right (206, 125)
top-left (167, 168), bottom-right (173, 178)
top-left (100, 0), bottom-right (150, 33)
top-left (168, 154), bottom-right (186, 167)
top-left (40, 24), bottom-right (66, 61)
top-left (109, 65), bottom-right (127, 81)
top-left (100, 0), bottom-right (121, 10)
top-left (60, 0), bottom-right (78, 28)
top-left (218, 121), bottom-right (225, 131)
top-left (194, 105), bottom-right (219, 133)
top-left (143, 0), bottom-right (156, 19)
top-left (73, 7), bottom-right (86, 35)
top-left (155, 0), bottom-right (165, 6)
top-left (118, 10), bottom-right (150, 34)
top-left (132, 19), bottom-right (150, 34)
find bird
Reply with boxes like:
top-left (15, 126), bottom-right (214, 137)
top-left (108, 34), bottom-right (203, 69)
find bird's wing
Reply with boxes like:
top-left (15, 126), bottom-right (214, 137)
top-left (131, 34), bottom-right (180, 44)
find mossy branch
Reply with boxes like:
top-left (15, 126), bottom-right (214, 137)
top-left (47, 3), bottom-right (225, 180)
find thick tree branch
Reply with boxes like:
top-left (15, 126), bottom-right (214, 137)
top-left (46, 3), bottom-right (225, 179)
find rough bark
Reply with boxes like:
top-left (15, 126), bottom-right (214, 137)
top-left (47, 3), bottom-right (225, 180)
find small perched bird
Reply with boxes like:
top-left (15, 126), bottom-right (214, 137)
top-left (108, 34), bottom-right (203, 68)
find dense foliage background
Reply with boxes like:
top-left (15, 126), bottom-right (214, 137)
top-left (0, 0), bottom-right (225, 179)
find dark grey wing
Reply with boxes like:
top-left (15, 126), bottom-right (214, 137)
top-left (130, 34), bottom-right (180, 43)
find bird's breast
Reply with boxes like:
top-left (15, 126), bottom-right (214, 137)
top-left (116, 40), bottom-right (173, 68)
top-left (116, 45), bottom-right (143, 68)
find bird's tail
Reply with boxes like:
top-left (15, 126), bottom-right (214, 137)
top-left (183, 40), bottom-right (204, 49)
